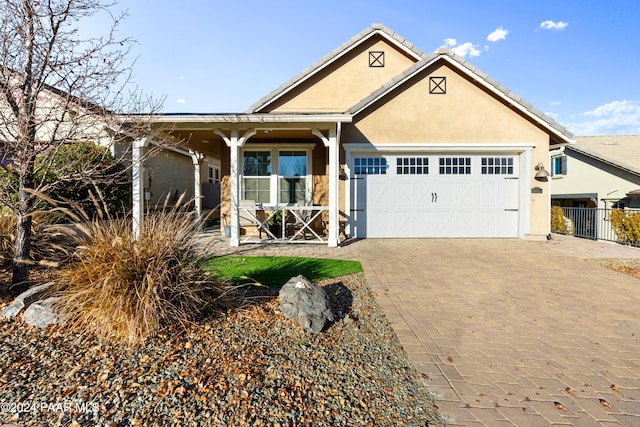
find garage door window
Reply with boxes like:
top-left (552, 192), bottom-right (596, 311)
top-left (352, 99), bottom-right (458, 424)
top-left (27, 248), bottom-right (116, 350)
top-left (354, 157), bottom-right (387, 174)
top-left (439, 157), bottom-right (471, 175)
top-left (397, 157), bottom-right (429, 175)
top-left (481, 157), bottom-right (514, 175)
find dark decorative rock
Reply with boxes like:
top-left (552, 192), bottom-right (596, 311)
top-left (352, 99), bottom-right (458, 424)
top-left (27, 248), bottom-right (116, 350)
top-left (0, 282), bottom-right (56, 319)
top-left (23, 297), bottom-right (60, 328)
top-left (279, 275), bottom-right (334, 333)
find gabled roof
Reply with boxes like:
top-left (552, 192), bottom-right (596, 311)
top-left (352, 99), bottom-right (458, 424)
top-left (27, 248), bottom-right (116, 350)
top-left (247, 24), bottom-right (426, 114)
top-left (569, 135), bottom-right (640, 176)
top-left (247, 24), bottom-right (574, 145)
top-left (348, 47), bottom-right (574, 145)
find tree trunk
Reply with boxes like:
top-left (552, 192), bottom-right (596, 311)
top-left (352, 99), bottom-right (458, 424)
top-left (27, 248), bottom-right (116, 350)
top-left (12, 182), bottom-right (33, 293)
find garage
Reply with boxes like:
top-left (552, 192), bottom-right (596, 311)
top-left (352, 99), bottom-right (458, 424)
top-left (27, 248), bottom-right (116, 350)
top-left (350, 153), bottom-right (520, 238)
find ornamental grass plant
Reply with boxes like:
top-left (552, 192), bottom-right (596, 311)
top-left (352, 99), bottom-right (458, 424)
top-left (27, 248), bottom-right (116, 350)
top-left (52, 193), bottom-right (224, 345)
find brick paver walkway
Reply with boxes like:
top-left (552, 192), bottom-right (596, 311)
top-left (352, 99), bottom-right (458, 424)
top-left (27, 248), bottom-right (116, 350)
top-left (201, 231), bottom-right (640, 426)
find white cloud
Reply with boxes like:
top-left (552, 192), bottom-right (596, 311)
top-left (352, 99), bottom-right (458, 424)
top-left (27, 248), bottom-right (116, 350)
top-left (444, 38), bottom-right (457, 47)
top-left (551, 101), bottom-right (562, 106)
top-left (561, 100), bottom-right (640, 135)
top-left (177, 99), bottom-right (187, 104)
top-left (581, 100), bottom-right (640, 117)
top-left (545, 112), bottom-right (560, 120)
top-left (487, 27), bottom-right (509, 42)
top-left (179, 75), bottom-right (184, 80)
top-left (450, 42), bottom-right (482, 58)
top-left (539, 20), bottom-right (568, 31)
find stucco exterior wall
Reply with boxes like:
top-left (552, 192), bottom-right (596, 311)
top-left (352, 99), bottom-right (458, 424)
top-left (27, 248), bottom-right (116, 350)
top-left (551, 149), bottom-right (640, 208)
top-left (269, 37), bottom-right (417, 113)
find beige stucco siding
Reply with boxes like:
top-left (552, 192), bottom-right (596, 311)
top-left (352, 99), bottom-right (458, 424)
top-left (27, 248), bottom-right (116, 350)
top-left (344, 64), bottom-right (548, 144)
top-left (270, 37), bottom-right (417, 113)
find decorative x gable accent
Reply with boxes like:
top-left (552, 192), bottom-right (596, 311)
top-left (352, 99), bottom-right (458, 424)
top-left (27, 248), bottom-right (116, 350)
top-left (369, 51), bottom-right (385, 67)
top-left (429, 76), bottom-right (446, 94)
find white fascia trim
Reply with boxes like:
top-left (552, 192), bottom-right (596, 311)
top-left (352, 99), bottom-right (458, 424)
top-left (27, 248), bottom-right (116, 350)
top-left (343, 142), bottom-right (536, 153)
top-left (153, 114), bottom-right (352, 123)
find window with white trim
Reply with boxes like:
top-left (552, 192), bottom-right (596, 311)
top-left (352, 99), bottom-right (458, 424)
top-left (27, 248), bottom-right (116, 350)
top-left (208, 166), bottom-right (220, 183)
top-left (279, 150), bottom-right (308, 204)
top-left (439, 157), bottom-right (471, 175)
top-left (242, 148), bottom-right (312, 205)
top-left (481, 157), bottom-right (514, 175)
top-left (397, 157), bottom-right (429, 175)
top-left (243, 151), bottom-right (271, 204)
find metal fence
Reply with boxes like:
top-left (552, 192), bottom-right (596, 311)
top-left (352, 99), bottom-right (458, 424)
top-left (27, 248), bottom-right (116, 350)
top-left (553, 207), bottom-right (640, 247)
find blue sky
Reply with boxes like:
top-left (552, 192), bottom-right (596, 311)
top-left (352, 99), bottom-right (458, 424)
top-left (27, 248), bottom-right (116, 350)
top-left (112, 0), bottom-right (640, 136)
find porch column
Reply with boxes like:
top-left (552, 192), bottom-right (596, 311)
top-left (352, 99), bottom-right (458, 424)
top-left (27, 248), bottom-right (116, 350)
top-left (132, 136), bottom-right (149, 240)
top-left (314, 126), bottom-right (340, 247)
top-left (190, 149), bottom-right (205, 228)
top-left (214, 128), bottom-right (256, 247)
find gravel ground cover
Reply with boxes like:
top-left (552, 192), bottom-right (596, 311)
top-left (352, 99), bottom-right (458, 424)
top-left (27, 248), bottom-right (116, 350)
top-left (0, 272), bottom-right (444, 426)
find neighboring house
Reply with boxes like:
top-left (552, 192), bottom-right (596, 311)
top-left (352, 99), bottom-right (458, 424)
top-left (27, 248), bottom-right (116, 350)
top-left (131, 23), bottom-right (574, 247)
top-left (551, 135), bottom-right (640, 209)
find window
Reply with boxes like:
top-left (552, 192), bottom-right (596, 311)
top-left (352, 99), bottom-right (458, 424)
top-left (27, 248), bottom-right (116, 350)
top-left (354, 157), bottom-right (387, 175)
top-left (243, 151), bottom-right (271, 203)
top-left (208, 166), bottom-right (220, 183)
top-left (397, 157), bottom-right (429, 175)
top-left (279, 150), bottom-right (307, 204)
top-left (552, 156), bottom-right (567, 176)
top-left (439, 157), bottom-right (471, 175)
top-left (481, 157), bottom-right (514, 175)
top-left (242, 148), bottom-right (311, 205)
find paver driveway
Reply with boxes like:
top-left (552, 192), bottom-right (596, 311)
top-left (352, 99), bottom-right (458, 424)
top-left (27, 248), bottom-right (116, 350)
top-left (203, 233), bottom-right (640, 425)
top-left (356, 238), bottom-right (640, 426)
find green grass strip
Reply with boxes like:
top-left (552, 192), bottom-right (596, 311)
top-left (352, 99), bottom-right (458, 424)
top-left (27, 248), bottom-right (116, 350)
top-left (203, 255), bottom-right (363, 287)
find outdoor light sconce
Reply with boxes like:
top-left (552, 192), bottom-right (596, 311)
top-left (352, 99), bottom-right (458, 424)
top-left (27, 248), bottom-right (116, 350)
top-left (534, 162), bottom-right (551, 181)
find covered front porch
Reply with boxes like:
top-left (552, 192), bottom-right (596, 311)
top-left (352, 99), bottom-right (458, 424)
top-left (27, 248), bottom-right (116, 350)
top-left (134, 113), bottom-right (351, 247)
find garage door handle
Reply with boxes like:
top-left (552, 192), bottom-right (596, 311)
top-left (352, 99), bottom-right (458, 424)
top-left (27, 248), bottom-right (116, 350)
top-left (504, 177), bottom-right (518, 180)
top-left (504, 209), bottom-right (518, 211)
top-left (432, 193), bottom-right (437, 203)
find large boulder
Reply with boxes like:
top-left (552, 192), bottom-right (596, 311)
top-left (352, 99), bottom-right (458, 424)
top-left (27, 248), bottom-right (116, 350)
top-left (23, 297), bottom-right (60, 328)
top-left (279, 275), bottom-right (334, 333)
top-left (0, 282), bottom-right (56, 319)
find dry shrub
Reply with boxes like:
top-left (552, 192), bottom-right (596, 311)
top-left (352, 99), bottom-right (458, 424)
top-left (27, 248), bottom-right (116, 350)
top-left (550, 206), bottom-right (566, 234)
top-left (54, 198), bottom-right (223, 345)
top-left (610, 208), bottom-right (640, 245)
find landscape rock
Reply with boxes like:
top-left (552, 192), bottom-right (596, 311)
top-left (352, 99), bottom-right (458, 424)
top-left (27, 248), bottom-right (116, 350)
top-left (23, 296), bottom-right (60, 328)
top-left (279, 275), bottom-right (334, 333)
top-left (0, 281), bottom-right (56, 319)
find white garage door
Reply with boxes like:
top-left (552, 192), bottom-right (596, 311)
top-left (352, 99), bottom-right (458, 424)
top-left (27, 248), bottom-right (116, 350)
top-left (350, 154), bottom-right (520, 238)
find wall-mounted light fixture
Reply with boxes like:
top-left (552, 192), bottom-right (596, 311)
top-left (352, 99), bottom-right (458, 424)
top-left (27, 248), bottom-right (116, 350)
top-left (534, 162), bottom-right (551, 181)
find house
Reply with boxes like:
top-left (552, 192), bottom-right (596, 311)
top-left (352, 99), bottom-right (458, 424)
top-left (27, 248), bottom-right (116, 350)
top-left (134, 24), bottom-right (574, 247)
top-left (551, 135), bottom-right (640, 209)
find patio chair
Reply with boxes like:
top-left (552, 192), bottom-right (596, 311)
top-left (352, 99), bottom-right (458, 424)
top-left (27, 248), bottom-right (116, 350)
top-left (289, 200), bottom-right (313, 240)
top-left (239, 200), bottom-right (263, 238)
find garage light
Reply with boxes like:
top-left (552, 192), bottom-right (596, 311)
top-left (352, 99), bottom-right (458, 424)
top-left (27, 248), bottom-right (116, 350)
top-left (534, 162), bottom-right (551, 180)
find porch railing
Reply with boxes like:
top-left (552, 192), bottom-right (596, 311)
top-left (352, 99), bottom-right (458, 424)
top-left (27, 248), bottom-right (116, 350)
top-left (553, 207), bottom-right (640, 247)
top-left (239, 204), bottom-right (328, 244)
